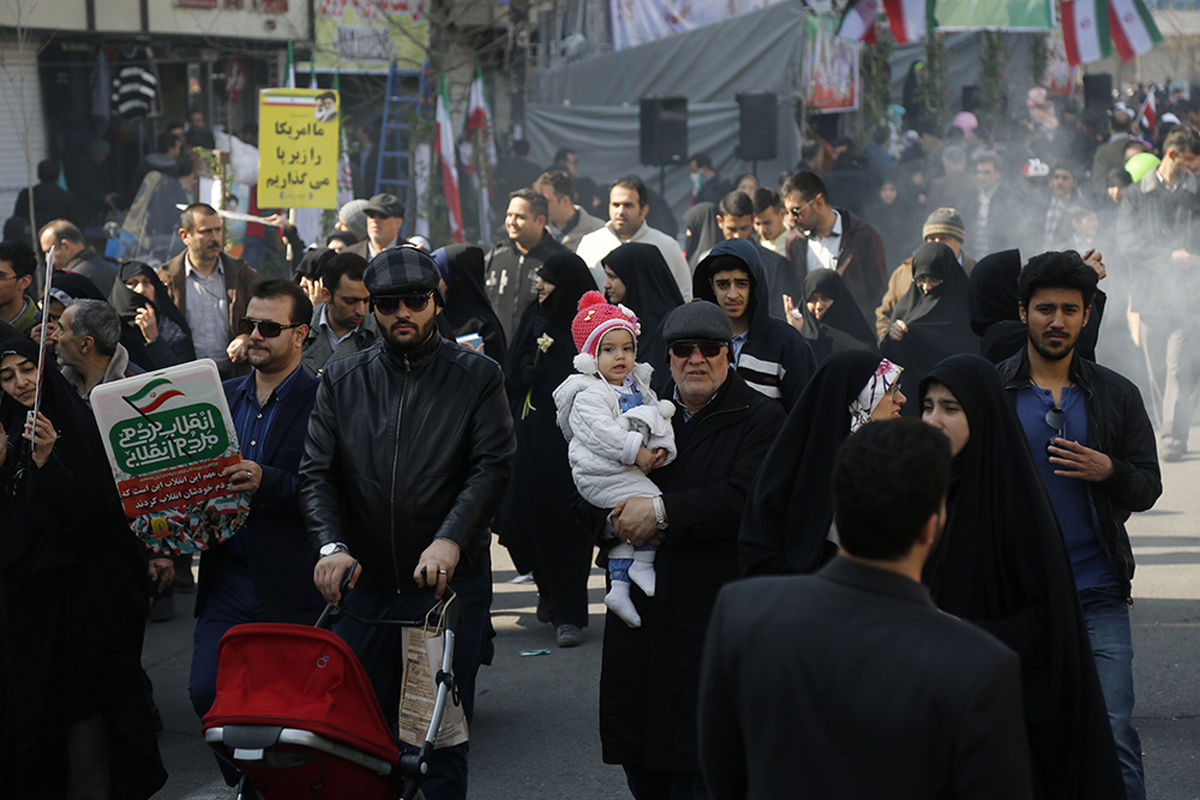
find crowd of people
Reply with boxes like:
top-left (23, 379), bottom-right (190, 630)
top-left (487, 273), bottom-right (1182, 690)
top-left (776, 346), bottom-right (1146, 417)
top-left (1, 80), bottom-right (1190, 799)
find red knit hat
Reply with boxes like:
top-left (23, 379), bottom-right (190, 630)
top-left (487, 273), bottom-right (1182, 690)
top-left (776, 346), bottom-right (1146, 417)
top-left (571, 290), bottom-right (639, 359)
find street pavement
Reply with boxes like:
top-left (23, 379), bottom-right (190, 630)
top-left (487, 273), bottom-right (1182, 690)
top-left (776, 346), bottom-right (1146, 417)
top-left (146, 432), bottom-right (1200, 800)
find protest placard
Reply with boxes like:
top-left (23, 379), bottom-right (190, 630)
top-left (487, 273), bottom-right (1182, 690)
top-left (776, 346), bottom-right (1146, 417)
top-left (90, 359), bottom-right (250, 554)
top-left (258, 87), bottom-right (340, 208)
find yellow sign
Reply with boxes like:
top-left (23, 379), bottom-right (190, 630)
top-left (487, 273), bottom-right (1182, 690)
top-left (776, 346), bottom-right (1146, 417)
top-left (257, 88), bottom-right (340, 209)
top-left (313, 0), bottom-right (428, 73)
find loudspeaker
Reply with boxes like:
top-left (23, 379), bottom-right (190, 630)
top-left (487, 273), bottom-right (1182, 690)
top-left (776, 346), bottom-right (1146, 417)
top-left (961, 85), bottom-right (980, 113)
top-left (1084, 74), bottom-right (1114, 113)
top-left (639, 96), bottom-right (688, 167)
top-left (736, 92), bottom-right (777, 161)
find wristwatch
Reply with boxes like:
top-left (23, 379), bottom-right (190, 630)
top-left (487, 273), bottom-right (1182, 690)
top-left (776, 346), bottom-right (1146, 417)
top-left (319, 542), bottom-right (349, 558)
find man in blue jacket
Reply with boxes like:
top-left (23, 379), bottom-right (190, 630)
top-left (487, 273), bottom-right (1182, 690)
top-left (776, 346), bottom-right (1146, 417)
top-left (188, 279), bottom-right (325, 768)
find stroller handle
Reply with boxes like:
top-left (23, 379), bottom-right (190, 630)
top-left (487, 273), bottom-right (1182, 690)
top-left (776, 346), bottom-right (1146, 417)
top-left (314, 559), bottom-right (360, 630)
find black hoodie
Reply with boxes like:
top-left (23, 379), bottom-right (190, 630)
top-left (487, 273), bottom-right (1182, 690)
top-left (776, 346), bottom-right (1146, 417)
top-left (692, 238), bottom-right (816, 409)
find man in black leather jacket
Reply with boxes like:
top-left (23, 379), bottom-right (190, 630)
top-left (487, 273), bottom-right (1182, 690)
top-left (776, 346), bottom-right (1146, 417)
top-left (300, 246), bottom-right (515, 800)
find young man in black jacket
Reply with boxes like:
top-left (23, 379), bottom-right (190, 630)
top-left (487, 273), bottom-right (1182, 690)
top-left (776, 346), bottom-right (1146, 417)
top-left (998, 250), bottom-right (1161, 800)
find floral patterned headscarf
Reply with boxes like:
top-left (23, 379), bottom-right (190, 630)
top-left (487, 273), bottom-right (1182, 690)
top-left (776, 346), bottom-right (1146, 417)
top-left (848, 358), bottom-right (903, 432)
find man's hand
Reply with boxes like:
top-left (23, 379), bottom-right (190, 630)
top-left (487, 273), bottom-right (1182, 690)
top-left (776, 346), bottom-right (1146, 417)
top-left (29, 321), bottom-right (57, 343)
top-left (888, 319), bottom-right (908, 342)
top-left (227, 334), bottom-right (251, 363)
top-left (314, 551), bottom-right (360, 605)
top-left (1081, 248), bottom-right (1107, 281)
top-left (414, 538), bottom-right (461, 598)
top-left (147, 557), bottom-right (175, 592)
top-left (782, 294), bottom-right (805, 333)
top-left (222, 460), bottom-right (262, 494)
top-left (611, 497), bottom-right (657, 546)
top-left (1048, 438), bottom-right (1115, 482)
top-left (134, 305), bottom-right (160, 342)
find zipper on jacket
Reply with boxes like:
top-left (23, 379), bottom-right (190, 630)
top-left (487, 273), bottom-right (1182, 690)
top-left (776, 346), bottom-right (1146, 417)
top-left (389, 363), bottom-right (410, 592)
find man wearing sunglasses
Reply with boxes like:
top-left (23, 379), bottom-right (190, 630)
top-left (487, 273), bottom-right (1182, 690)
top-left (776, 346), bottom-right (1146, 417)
top-left (301, 246), bottom-right (516, 800)
top-left (190, 279), bottom-right (325, 786)
top-left (782, 171), bottom-right (887, 329)
top-left (602, 299), bottom-right (785, 797)
top-left (691, 238), bottom-right (815, 409)
top-left (999, 251), bottom-right (1160, 800)
top-left (344, 192), bottom-right (406, 261)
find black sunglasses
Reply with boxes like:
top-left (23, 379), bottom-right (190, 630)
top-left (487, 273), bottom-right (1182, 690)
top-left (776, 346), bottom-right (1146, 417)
top-left (372, 292), bottom-right (434, 315)
top-left (1045, 405), bottom-right (1066, 451)
top-left (239, 318), bottom-right (303, 338)
top-left (670, 341), bottom-right (724, 359)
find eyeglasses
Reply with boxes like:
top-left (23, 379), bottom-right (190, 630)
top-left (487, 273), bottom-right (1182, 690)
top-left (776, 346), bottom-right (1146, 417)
top-left (1045, 405), bottom-right (1066, 450)
top-left (670, 341), bottom-right (724, 359)
top-left (372, 292), bottom-right (434, 315)
top-left (787, 197), bottom-right (817, 218)
top-left (238, 318), bottom-right (303, 338)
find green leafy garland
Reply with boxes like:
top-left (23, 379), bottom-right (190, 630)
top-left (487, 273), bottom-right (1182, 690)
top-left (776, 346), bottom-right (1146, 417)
top-left (860, 29), bottom-right (895, 135)
top-left (1030, 32), bottom-right (1048, 89)
top-left (915, 30), bottom-right (946, 130)
top-left (979, 31), bottom-right (1008, 127)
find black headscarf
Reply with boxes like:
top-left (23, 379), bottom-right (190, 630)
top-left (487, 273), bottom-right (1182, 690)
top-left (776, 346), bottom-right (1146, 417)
top-left (433, 244), bottom-right (508, 370)
top-left (683, 202), bottom-right (720, 270)
top-left (109, 260), bottom-right (194, 339)
top-left (880, 242), bottom-right (978, 414)
top-left (51, 271), bottom-right (154, 371)
top-left (532, 251), bottom-right (596, 334)
top-left (739, 349), bottom-right (887, 576)
top-left (919, 354), bottom-right (1124, 800)
top-left (798, 268), bottom-right (878, 363)
top-left (968, 249), bottom-right (1027, 363)
top-left (601, 242), bottom-right (684, 377)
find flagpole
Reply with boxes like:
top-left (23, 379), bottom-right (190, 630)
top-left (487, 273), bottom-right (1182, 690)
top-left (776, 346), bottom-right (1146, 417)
top-left (30, 245), bottom-right (55, 427)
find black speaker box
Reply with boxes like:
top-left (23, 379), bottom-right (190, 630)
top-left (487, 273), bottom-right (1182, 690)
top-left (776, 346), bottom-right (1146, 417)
top-left (736, 92), bottom-right (777, 161)
top-left (1084, 74), bottom-right (1114, 113)
top-left (639, 96), bottom-right (688, 167)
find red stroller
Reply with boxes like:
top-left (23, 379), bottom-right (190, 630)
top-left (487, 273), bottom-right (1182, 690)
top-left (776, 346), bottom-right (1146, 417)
top-left (202, 568), bottom-right (461, 800)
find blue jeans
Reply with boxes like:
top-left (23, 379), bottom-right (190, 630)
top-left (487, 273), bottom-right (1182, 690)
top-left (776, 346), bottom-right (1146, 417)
top-left (334, 573), bottom-right (490, 800)
top-left (1079, 587), bottom-right (1145, 800)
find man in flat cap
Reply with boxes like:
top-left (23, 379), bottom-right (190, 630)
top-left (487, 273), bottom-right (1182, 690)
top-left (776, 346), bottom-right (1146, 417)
top-left (300, 245), bottom-right (516, 800)
top-left (599, 300), bottom-right (785, 798)
top-left (345, 192), bottom-right (406, 261)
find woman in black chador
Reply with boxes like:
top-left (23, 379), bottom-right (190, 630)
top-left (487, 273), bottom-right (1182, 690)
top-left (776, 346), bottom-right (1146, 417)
top-left (0, 337), bottom-right (166, 798)
top-left (496, 252), bottom-right (597, 646)
top-left (920, 353), bottom-right (1124, 800)
top-left (600, 242), bottom-right (684, 382)
top-left (791, 267), bottom-right (878, 364)
top-left (432, 244), bottom-right (509, 370)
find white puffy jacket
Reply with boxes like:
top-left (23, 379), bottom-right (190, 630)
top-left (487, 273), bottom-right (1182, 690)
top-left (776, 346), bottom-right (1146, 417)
top-left (553, 357), bottom-right (676, 510)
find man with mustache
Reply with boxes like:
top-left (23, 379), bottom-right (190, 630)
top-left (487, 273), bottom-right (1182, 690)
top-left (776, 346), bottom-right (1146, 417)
top-left (998, 251), bottom-right (1161, 800)
top-left (158, 202), bottom-right (259, 379)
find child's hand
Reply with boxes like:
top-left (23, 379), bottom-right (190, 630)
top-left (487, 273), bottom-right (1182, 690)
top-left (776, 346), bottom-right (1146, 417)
top-left (635, 447), bottom-right (656, 472)
top-left (650, 447), bottom-right (668, 468)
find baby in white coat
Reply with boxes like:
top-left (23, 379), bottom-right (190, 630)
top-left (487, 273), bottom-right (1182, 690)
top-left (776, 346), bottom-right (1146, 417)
top-left (554, 291), bottom-right (676, 628)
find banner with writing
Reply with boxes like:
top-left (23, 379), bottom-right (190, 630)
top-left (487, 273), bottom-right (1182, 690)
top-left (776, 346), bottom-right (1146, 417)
top-left (91, 359), bottom-right (250, 555)
top-left (313, 0), bottom-right (428, 73)
top-left (936, 0), bottom-right (1054, 31)
top-left (258, 88), bottom-right (340, 209)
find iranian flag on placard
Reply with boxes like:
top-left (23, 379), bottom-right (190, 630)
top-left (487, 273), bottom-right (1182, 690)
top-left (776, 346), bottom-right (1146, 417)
top-left (882, 0), bottom-right (926, 45)
top-left (1061, 0), bottom-right (1111, 66)
top-left (837, 0), bottom-right (878, 43)
top-left (1109, 0), bottom-right (1163, 62)
top-left (465, 62), bottom-right (497, 241)
top-left (435, 73), bottom-right (465, 245)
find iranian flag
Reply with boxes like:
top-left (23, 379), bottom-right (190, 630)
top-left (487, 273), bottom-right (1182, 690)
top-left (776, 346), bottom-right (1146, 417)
top-left (1061, 0), bottom-right (1111, 66)
top-left (465, 62), bottom-right (497, 241)
top-left (1137, 90), bottom-right (1156, 131)
top-left (435, 73), bottom-right (465, 245)
top-left (883, 0), bottom-right (927, 45)
top-left (837, 0), bottom-right (878, 43)
top-left (1109, 0), bottom-right (1163, 62)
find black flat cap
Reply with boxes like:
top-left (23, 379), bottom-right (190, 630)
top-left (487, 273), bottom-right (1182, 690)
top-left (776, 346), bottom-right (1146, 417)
top-left (365, 245), bottom-right (442, 301)
top-left (661, 300), bottom-right (733, 343)
top-left (364, 192), bottom-right (404, 217)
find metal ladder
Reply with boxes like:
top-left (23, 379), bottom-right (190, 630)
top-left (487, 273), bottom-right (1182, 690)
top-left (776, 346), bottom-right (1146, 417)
top-left (373, 59), bottom-right (430, 231)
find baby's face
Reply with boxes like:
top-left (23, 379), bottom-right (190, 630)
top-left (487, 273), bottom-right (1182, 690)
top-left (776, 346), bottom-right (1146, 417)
top-left (597, 328), bottom-right (636, 386)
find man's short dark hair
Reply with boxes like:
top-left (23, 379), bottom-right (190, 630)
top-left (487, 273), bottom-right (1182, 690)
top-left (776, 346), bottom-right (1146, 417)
top-left (610, 176), bottom-right (648, 208)
top-left (36, 159), bottom-right (59, 184)
top-left (974, 151), bottom-right (1002, 172)
top-left (1108, 110), bottom-right (1132, 134)
top-left (1163, 126), bottom-right (1200, 157)
top-left (181, 202), bottom-right (220, 232)
top-left (534, 170), bottom-right (575, 201)
top-left (512, 139), bottom-right (531, 157)
top-left (717, 190), bottom-right (754, 219)
top-left (690, 152), bottom-right (713, 170)
top-left (250, 278), bottom-right (314, 325)
top-left (156, 131), bottom-right (180, 153)
top-left (553, 147), bottom-right (575, 164)
top-left (0, 240), bottom-right (37, 279)
top-left (834, 418), bottom-right (951, 560)
top-left (322, 251), bottom-right (368, 292)
top-left (752, 187), bottom-right (784, 215)
top-left (781, 171), bottom-right (828, 204)
top-left (1107, 167), bottom-right (1133, 188)
top-left (39, 219), bottom-right (84, 245)
top-left (509, 187), bottom-right (549, 219)
top-left (1018, 250), bottom-right (1099, 310)
top-left (1051, 160), bottom-right (1078, 177)
top-left (66, 298), bottom-right (122, 358)
top-left (800, 141), bottom-right (822, 162)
